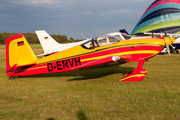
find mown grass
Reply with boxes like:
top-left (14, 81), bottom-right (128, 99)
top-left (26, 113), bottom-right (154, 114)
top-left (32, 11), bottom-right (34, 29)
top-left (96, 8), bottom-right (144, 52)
top-left (0, 45), bottom-right (180, 120)
top-left (0, 45), bottom-right (5, 49)
top-left (29, 44), bottom-right (43, 49)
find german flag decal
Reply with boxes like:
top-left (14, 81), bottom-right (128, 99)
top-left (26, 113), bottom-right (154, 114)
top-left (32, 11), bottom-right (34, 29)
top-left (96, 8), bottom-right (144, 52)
top-left (17, 41), bottom-right (24, 46)
top-left (45, 37), bottom-right (48, 40)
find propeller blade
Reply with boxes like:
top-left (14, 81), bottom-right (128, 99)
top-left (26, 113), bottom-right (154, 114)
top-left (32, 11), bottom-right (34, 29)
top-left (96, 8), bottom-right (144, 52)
top-left (166, 43), bottom-right (171, 55)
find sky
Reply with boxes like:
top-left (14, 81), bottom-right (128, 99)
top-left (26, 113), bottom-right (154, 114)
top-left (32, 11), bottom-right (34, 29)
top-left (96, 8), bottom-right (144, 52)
top-left (0, 0), bottom-right (153, 39)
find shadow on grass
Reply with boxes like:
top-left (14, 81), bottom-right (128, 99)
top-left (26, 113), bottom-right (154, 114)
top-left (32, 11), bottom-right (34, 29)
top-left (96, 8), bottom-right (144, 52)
top-left (77, 110), bottom-right (88, 120)
top-left (46, 117), bottom-right (56, 120)
top-left (16, 66), bottom-right (135, 81)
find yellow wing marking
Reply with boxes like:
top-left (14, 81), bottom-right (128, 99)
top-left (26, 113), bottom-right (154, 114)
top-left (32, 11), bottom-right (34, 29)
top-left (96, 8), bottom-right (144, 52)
top-left (27, 66), bottom-right (47, 71)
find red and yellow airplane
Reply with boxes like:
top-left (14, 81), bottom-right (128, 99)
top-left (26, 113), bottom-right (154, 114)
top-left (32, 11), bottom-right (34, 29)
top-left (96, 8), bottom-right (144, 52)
top-left (6, 34), bottom-right (175, 81)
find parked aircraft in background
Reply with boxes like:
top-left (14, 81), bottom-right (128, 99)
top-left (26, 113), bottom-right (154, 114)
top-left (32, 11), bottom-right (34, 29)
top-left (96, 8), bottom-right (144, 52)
top-left (35, 30), bottom-right (90, 56)
top-left (6, 34), bottom-right (175, 81)
top-left (131, 0), bottom-right (180, 53)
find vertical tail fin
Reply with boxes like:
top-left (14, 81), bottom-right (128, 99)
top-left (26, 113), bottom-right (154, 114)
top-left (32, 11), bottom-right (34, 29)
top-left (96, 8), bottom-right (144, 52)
top-left (119, 29), bottom-right (129, 35)
top-left (35, 30), bottom-right (63, 55)
top-left (6, 34), bottom-right (37, 74)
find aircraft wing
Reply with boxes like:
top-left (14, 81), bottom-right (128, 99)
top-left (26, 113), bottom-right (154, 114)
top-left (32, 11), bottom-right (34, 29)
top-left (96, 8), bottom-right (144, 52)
top-left (71, 55), bottom-right (131, 70)
top-left (133, 32), bottom-right (174, 37)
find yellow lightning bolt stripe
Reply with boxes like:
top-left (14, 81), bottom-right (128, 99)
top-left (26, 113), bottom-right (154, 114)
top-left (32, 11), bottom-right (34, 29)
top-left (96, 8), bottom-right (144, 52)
top-left (27, 66), bottom-right (47, 71)
top-left (120, 74), bottom-right (145, 81)
top-left (141, 71), bottom-right (147, 74)
top-left (81, 50), bottom-right (159, 62)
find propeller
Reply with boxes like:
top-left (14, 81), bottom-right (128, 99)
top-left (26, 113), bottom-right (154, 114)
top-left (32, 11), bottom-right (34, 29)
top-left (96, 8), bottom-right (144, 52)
top-left (165, 42), bottom-right (171, 55)
top-left (164, 30), bottom-right (171, 55)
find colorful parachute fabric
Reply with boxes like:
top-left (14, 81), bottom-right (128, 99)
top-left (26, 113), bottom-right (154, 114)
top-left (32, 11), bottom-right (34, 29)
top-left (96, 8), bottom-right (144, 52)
top-left (131, 0), bottom-right (180, 35)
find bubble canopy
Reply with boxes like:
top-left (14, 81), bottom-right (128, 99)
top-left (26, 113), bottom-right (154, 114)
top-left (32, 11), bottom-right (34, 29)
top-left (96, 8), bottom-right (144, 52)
top-left (81, 35), bottom-right (120, 49)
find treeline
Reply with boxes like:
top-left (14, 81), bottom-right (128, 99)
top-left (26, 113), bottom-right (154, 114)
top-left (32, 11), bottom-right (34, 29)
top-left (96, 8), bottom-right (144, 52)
top-left (0, 32), bottom-right (82, 45)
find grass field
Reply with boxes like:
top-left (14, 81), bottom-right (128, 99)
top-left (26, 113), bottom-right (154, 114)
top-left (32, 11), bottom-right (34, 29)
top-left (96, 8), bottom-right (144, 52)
top-left (0, 44), bottom-right (180, 120)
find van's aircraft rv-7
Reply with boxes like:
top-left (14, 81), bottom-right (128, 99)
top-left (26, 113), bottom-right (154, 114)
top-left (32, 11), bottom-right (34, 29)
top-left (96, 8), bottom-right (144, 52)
top-left (6, 34), bottom-right (175, 82)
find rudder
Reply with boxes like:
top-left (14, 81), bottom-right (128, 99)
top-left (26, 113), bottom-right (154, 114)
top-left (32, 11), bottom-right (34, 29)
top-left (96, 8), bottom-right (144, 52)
top-left (6, 34), bottom-right (37, 74)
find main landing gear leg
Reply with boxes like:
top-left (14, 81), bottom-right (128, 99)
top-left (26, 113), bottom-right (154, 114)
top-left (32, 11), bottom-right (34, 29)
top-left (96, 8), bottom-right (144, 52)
top-left (119, 59), bottom-right (147, 82)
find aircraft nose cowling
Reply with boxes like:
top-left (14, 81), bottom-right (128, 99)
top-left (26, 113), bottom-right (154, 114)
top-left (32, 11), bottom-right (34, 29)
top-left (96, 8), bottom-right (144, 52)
top-left (164, 37), bottom-right (176, 45)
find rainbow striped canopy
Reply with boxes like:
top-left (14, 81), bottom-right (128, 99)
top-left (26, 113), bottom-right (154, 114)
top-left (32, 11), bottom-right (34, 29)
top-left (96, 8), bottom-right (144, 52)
top-left (131, 0), bottom-right (180, 35)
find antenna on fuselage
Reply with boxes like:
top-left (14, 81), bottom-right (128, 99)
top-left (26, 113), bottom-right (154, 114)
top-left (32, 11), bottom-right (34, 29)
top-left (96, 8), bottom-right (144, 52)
top-left (152, 29), bottom-right (154, 38)
top-left (80, 33), bottom-right (88, 40)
